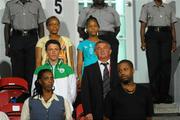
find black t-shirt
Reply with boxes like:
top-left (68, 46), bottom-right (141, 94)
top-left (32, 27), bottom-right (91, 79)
top-left (104, 84), bottom-right (153, 120)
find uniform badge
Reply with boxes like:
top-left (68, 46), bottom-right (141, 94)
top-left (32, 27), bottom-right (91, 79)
top-left (58, 68), bottom-right (65, 73)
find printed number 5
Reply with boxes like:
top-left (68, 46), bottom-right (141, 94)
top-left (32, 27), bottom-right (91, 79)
top-left (55, 0), bottom-right (62, 14)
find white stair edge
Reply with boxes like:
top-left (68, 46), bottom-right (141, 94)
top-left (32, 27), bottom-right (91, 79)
top-left (154, 103), bottom-right (180, 114)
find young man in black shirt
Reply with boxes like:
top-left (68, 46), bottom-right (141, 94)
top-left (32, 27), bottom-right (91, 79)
top-left (104, 59), bottom-right (153, 120)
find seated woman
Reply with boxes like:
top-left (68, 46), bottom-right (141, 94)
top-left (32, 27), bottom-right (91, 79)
top-left (21, 69), bottom-right (72, 120)
top-left (35, 16), bottom-right (74, 69)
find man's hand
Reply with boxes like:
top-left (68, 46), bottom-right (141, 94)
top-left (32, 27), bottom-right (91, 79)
top-left (4, 24), bottom-right (11, 57)
top-left (5, 46), bottom-right (10, 57)
top-left (140, 22), bottom-right (147, 51)
top-left (85, 113), bottom-right (93, 120)
top-left (141, 41), bottom-right (146, 51)
top-left (171, 41), bottom-right (176, 53)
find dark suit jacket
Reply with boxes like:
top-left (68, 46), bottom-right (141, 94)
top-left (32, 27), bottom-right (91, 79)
top-left (81, 61), bottom-right (118, 120)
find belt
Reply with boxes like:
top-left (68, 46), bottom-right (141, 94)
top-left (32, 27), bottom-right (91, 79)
top-left (98, 31), bottom-right (115, 36)
top-left (148, 26), bottom-right (171, 32)
top-left (13, 29), bottom-right (37, 36)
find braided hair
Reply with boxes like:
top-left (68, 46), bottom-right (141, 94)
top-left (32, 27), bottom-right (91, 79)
top-left (32, 69), bottom-right (53, 97)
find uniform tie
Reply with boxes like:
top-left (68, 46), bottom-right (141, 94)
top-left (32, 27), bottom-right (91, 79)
top-left (101, 62), bottom-right (111, 99)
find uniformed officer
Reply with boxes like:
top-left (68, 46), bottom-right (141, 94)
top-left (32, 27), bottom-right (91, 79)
top-left (77, 0), bottom-right (120, 64)
top-left (2, 0), bottom-right (46, 93)
top-left (139, 0), bottom-right (177, 103)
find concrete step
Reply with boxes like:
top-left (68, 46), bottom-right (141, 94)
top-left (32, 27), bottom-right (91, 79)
top-left (153, 116), bottom-right (180, 120)
top-left (153, 103), bottom-right (180, 119)
top-left (154, 103), bottom-right (180, 114)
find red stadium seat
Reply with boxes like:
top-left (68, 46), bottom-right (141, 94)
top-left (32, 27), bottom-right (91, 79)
top-left (0, 77), bottom-right (28, 120)
top-left (0, 77), bottom-right (28, 91)
top-left (76, 104), bottom-right (85, 120)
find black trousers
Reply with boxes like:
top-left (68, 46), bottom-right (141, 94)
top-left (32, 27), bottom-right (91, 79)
top-left (98, 33), bottom-right (119, 64)
top-left (10, 30), bottom-right (38, 93)
top-left (145, 29), bottom-right (172, 98)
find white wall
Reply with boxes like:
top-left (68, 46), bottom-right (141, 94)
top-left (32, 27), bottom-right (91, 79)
top-left (133, 0), bottom-right (151, 83)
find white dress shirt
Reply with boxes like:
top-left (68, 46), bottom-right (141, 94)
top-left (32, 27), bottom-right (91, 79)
top-left (98, 59), bottom-right (110, 79)
top-left (0, 112), bottom-right (9, 120)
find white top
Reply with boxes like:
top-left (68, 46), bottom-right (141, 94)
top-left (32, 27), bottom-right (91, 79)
top-left (98, 59), bottom-right (110, 78)
top-left (0, 111), bottom-right (9, 120)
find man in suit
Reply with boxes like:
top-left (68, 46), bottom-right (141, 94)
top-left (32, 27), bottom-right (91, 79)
top-left (81, 41), bottom-right (118, 120)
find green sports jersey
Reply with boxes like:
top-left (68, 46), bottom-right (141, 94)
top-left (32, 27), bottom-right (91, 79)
top-left (31, 60), bottom-right (77, 104)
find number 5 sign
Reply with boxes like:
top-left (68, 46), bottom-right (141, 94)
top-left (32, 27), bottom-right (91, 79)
top-left (39, 0), bottom-right (79, 44)
top-left (54, 0), bottom-right (62, 14)
top-left (42, 0), bottom-right (64, 17)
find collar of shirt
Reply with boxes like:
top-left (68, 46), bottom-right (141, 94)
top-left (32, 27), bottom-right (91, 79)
top-left (33, 93), bottom-right (59, 109)
top-left (98, 59), bottom-right (110, 65)
top-left (44, 59), bottom-right (64, 78)
top-left (46, 59), bottom-right (63, 67)
top-left (98, 59), bottom-right (110, 77)
top-left (33, 93), bottom-right (59, 101)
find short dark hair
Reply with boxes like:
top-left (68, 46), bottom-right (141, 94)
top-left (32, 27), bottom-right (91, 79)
top-left (95, 40), bottom-right (111, 50)
top-left (45, 40), bottom-right (61, 51)
top-left (85, 15), bottom-right (100, 28)
top-left (33, 69), bottom-right (53, 97)
top-left (46, 16), bottom-right (60, 27)
top-left (118, 59), bottom-right (134, 69)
